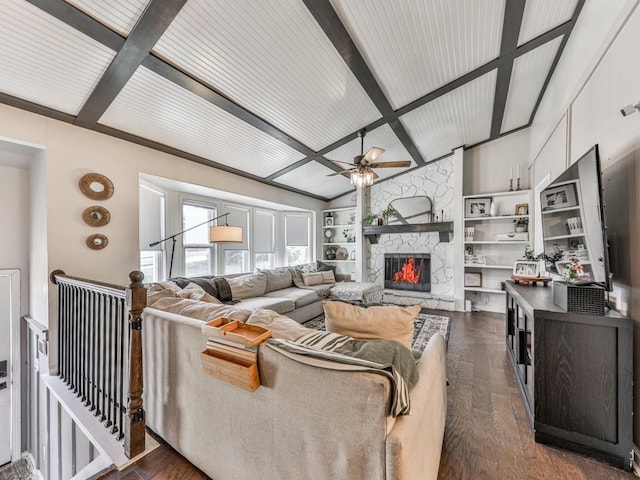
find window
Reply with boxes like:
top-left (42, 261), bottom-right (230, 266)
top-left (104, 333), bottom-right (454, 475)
top-left (254, 210), bottom-right (275, 269)
top-left (219, 205), bottom-right (250, 274)
top-left (139, 251), bottom-right (162, 283)
top-left (182, 203), bottom-right (217, 276)
top-left (284, 213), bottom-right (312, 266)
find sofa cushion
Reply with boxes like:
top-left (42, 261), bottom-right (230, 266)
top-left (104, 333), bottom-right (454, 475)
top-left (151, 297), bottom-right (252, 322)
top-left (235, 296), bottom-right (295, 314)
top-left (227, 272), bottom-right (267, 300)
top-left (258, 267), bottom-right (293, 293)
top-left (323, 301), bottom-right (420, 350)
top-left (320, 270), bottom-right (335, 284)
top-left (263, 287), bottom-right (321, 308)
top-left (246, 308), bottom-right (313, 341)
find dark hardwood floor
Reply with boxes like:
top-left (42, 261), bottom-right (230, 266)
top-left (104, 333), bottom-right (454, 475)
top-left (102, 310), bottom-right (636, 480)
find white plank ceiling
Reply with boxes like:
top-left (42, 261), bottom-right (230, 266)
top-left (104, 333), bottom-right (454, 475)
top-left (0, 0), bottom-right (584, 200)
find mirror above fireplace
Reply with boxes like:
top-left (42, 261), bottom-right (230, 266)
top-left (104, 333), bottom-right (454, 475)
top-left (388, 196), bottom-right (433, 224)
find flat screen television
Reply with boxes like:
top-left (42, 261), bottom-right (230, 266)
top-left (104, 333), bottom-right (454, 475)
top-left (540, 144), bottom-right (611, 291)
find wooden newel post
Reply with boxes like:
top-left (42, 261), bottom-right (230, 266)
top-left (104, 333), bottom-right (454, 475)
top-left (125, 271), bottom-right (147, 458)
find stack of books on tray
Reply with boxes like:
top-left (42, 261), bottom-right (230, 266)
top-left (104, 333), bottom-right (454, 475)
top-left (200, 318), bottom-right (272, 392)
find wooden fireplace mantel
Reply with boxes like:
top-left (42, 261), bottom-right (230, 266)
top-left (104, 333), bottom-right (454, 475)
top-left (362, 221), bottom-right (453, 244)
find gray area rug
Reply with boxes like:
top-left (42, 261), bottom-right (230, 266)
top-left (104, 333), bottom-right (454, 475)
top-left (0, 457), bottom-right (35, 480)
top-left (304, 312), bottom-right (450, 355)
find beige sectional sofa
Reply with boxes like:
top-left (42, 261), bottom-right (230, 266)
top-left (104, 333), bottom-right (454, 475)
top-left (142, 300), bottom-right (447, 480)
top-left (167, 263), bottom-right (357, 323)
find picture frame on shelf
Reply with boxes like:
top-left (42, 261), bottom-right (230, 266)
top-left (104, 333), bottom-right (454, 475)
top-left (464, 272), bottom-right (482, 287)
top-left (513, 261), bottom-right (540, 277)
top-left (325, 216), bottom-right (334, 226)
top-left (515, 203), bottom-right (529, 215)
top-left (541, 183), bottom-right (577, 210)
top-left (465, 197), bottom-right (492, 217)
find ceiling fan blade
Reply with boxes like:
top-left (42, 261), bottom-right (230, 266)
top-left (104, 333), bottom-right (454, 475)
top-left (328, 159), bottom-right (355, 167)
top-left (327, 169), bottom-right (354, 176)
top-left (368, 161), bottom-right (411, 168)
top-left (362, 147), bottom-right (385, 164)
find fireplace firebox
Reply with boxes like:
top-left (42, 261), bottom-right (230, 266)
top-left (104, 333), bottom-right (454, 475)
top-left (384, 253), bottom-right (431, 292)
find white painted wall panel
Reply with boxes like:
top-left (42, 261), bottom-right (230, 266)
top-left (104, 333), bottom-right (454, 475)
top-left (0, 0), bottom-right (116, 115)
top-left (501, 38), bottom-right (562, 133)
top-left (65, 0), bottom-right (150, 35)
top-left (400, 71), bottom-right (497, 161)
top-left (100, 67), bottom-right (304, 178)
top-left (518, 0), bottom-right (578, 46)
top-left (153, 0), bottom-right (380, 150)
top-left (332, 0), bottom-right (504, 108)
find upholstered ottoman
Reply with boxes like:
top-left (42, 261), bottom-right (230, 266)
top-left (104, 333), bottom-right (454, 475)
top-left (329, 282), bottom-right (383, 304)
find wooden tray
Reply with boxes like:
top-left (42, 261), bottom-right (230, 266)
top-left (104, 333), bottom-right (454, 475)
top-left (200, 349), bottom-right (260, 392)
top-left (511, 274), bottom-right (551, 286)
top-left (202, 319), bottom-right (272, 346)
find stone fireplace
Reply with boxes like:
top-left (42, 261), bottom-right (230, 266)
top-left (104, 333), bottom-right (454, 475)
top-left (384, 253), bottom-right (431, 292)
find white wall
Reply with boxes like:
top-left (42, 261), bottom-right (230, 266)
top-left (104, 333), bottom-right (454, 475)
top-left (463, 129), bottom-right (530, 195)
top-left (528, 0), bottom-right (640, 448)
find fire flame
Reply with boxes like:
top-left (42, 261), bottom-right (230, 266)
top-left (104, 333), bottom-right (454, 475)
top-left (393, 258), bottom-right (422, 284)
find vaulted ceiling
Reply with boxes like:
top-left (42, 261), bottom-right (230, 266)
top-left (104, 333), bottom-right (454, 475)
top-left (0, 0), bottom-right (583, 201)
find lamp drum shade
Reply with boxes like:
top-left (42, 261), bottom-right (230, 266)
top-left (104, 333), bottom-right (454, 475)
top-left (209, 225), bottom-right (243, 243)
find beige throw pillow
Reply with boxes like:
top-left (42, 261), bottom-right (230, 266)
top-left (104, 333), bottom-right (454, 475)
top-left (320, 270), bottom-right (335, 284)
top-left (323, 301), bottom-right (420, 350)
top-left (302, 271), bottom-right (324, 286)
top-left (226, 272), bottom-right (267, 299)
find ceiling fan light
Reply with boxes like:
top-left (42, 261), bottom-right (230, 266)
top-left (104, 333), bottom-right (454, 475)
top-left (350, 170), bottom-right (374, 188)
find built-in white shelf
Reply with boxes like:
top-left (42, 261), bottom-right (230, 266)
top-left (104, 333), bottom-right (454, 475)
top-left (323, 224), bottom-right (354, 229)
top-left (544, 233), bottom-right (584, 241)
top-left (323, 242), bottom-right (356, 246)
top-left (464, 287), bottom-right (506, 294)
top-left (464, 264), bottom-right (513, 270)
top-left (464, 189), bottom-right (532, 199)
top-left (465, 241), bottom-right (529, 245)
top-left (322, 260), bottom-right (355, 263)
top-left (541, 206), bottom-right (581, 215)
top-left (464, 214), bottom-right (529, 222)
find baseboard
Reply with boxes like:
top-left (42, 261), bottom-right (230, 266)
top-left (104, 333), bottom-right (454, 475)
top-left (633, 444), bottom-right (639, 477)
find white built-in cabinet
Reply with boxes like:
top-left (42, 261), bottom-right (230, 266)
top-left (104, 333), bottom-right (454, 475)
top-left (462, 190), bottom-right (532, 312)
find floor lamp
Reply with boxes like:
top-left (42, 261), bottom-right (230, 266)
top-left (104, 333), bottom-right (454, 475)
top-left (149, 212), bottom-right (243, 278)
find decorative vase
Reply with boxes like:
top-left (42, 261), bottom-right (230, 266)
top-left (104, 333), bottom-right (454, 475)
top-left (489, 202), bottom-right (497, 217)
top-left (515, 226), bottom-right (526, 233)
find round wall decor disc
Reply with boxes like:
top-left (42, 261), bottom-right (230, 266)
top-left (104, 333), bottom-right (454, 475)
top-left (86, 234), bottom-right (109, 250)
top-left (82, 206), bottom-right (111, 227)
top-left (79, 173), bottom-right (114, 201)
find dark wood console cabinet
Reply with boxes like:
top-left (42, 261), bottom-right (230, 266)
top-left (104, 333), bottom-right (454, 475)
top-left (505, 281), bottom-right (633, 470)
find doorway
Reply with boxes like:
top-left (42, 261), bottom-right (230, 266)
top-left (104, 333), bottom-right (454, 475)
top-left (0, 269), bottom-right (20, 466)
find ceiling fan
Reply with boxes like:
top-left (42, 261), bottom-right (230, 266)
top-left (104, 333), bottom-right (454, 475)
top-left (327, 129), bottom-right (411, 187)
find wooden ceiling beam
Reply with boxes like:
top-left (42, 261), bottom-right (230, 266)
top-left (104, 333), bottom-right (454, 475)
top-left (490, 0), bottom-right (526, 139)
top-left (74, 0), bottom-right (188, 128)
top-left (302, 0), bottom-right (427, 167)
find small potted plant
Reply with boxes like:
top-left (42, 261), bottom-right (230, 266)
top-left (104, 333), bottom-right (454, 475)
top-left (513, 217), bottom-right (528, 233)
top-left (325, 247), bottom-right (336, 260)
top-left (381, 205), bottom-right (397, 225)
top-left (362, 213), bottom-right (378, 226)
